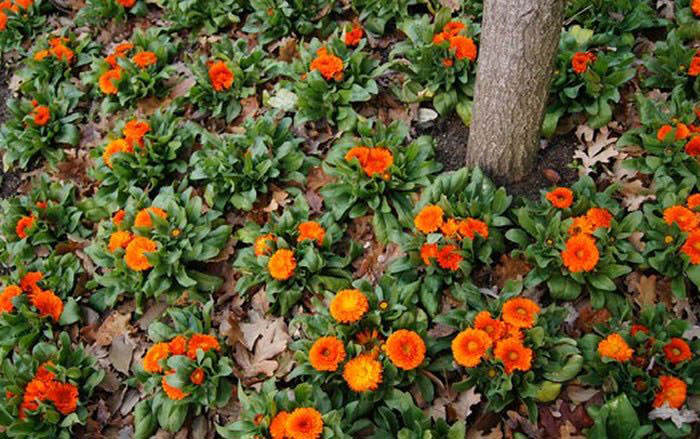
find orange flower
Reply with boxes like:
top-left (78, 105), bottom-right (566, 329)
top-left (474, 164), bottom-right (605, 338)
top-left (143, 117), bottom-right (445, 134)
top-left (0, 285), bottom-right (22, 314)
top-left (345, 25), bottom-right (363, 47)
top-left (657, 124), bottom-right (673, 141)
top-left (309, 336), bottom-right (346, 372)
top-left (414, 205), bottom-right (444, 234)
top-left (561, 234), bottom-right (599, 273)
top-left (190, 368), bottom-right (205, 385)
top-left (132, 51), bottom-right (157, 68)
top-left (270, 411), bottom-right (290, 439)
top-left (473, 311), bottom-right (505, 342)
top-left (0, 11), bottom-right (6, 31)
top-left (329, 289), bottom-right (369, 323)
top-left (494, 337), bottom-right (533, 374)
top-left (546, 187), bottom-right (573, 208)
top-left (268, 249), bottom-right (297, 281)
top-left (567, 216), bottom-right (594, 236)
top-left (114, 42), bottom-right (134, 56)
top-left (46, 381), bottom-right (78, 415)
top-left (693, 0), bottom-right (700, 16)
top-left (34, 49), bottom-right (50, 61)
top-left (14, 0), bottom-right (32, 9)
top-left (443, 21), bottom-right (466, 37)
top-left (420, 243), bottom-right (438, 266)
top-left (168, 335), bottom-right (187, 355)
top-left (449, 36), bottom-right (477, 61)
top-left (162, 371), bottom-right (189, 400)
top-left (598, 333), bottom-right (633, 362)
top-left (442, 58), bottom-right (454, 67)
top-left (298, 221), bottom-right (325, 245)
top-left (385, 330), bottom-right (426, 370)
top-left (254, 233), bottom-right (276, 256)
top-left (143, 342), bottom-right (170, 373)
top-left (102, 138), bottom-right (133, 168)
top-left (15, 215), bottom-right (35, 239)
top-left (451, 328), bottom-right (492, 367)
top-left (458, 218), bottom-right (489, 239)
top-left (345, 146), bottom-right (369, 164)
top-left (310, 48), bottom-right (344, 81)
top-left (124, 236), bottom-right (158, 271)
top-left (689, 56), bottom-right (700, 76)
top-left (32, 105), bottom-right (50, 126)
top-left (687, 194), bottom-right (700, 209)
top-left (345, 146), bottom-right (394, 177)
top-left (630, 324), bottom-right (649, 336)
top-left (50, 44), bottom-right (74, 63)
top-left (108, 231), bottom-right (133, 253)
top-left (123, 120), bottom-right (150, 145)
top-left (355, 328), bottom-right (380, 346)
top-left (134, 207), bottom-right (168, 228)
top-left (571, 51), bottom-right (596, 74)
top-left (343, 354), bottom-right (382, 392)
top-left (682, 230), bottom-right (700, 264)
top-left (663, 205), bottom-right (699, 231)
top-left (35, 361), bottom-right (55, 383)
top-left (441, 218), bottom-right (460, 237)
top-left (587, 207), bottom-right (613, 229)
top-left (685, 136), bottom-right (700, 156)
top-left (501, 297), bottom-right (540, 329)
top-left (437, 245), bottom-right (462, 271)
top-left (187, 333), bottom-right (220, 359)
top-left (99, 68), bottom-right (121, 95)
top-left (20, 272), bottom-right (42, 293)
top-left (663, 338), bottom-right (692, 364)
top-left (112, 209), bottom-right (126, 226)
top-left (116, 0), bottom-right (135, 7)
top-left (433, 32), bottom-right (447, 45)
top-left (286, 407), bottom-right (323, 439)
top-left (654, 376), bottom-right (687, 409)
top-left (30, 289), bottom-right (63, 321)
top-left (208, 60), bottom-right (234, 91)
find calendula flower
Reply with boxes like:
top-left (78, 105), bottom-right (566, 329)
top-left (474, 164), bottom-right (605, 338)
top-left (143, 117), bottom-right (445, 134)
top-left (458, 218), bottom-right (489, 239)
top-left (687, 194), bottom-right (700, 210)
top-left (134, 207), bottom-right (168, 228)
top-left (132, 51), bottom-right (157, 68)
top-left (309, 336), bottom-right (346, 371)
top-left (494, 337), bottom-right (533, 374)
top-left (420, 243), bottom-right (438, 266)
top-left (254, 233), bottom-right (276, 256)
top-left (630, 324), bottom-right (649, 336)
top-left (568, 216), bottom-right (594, 236)
top-left (270, 411), bottom-right (290, 439)
top-left (35, 362), bottom-right (55, 383)
top-left (663, 205), bottom-right (699, 232)
top-left (443, 21), bottom-right (466, 37)
top-left (598, 333), bottom-right (633, 362)
top-left (102, 138), bottom-right (133, 168)
top-left (286, 407), bottom-right (324, 439)
top-left (441, 218), bottom-right (460, 237)
top-left (345, 25), bottom-right (363, 47)
top-left (30, 289), bottom-right (63, 321)
top-left (414, 205), bottom-right (444, 234)
top-left (32, 105), bottom-right (50, 126)
top-left (310, 47), bottom-right (344, 81)
top-left (208, 60), bottom-right (234, 91)
top-left (112, 209), bottom-right (126, 226)
top-left (685, 136), bottom-right (700, 156)
top-left (442, 58), bottom-right (454, 67)
top-left (343, 354), bottom-right (382, 392)
top-left (162, 371), bottom-right (189, 400)
top-left (15, 215), bottom-right (35, 239)
top-left (124, 236), bottom-right (158, 271)
top-left (46, 381), bottom-right (78, 415)
top-left (653, 376), bottom-right (687, 409)
top-left (50, 43), bottom-right (74, 63)
top-left (20, 272), bottom-right (42, 293)
top-left (345, 146), bottom-right (394, 177)
top-left (449, 36), bottom-right (477, 61)
top-left (108, 231), bottom-right (133, 253)
top-left (474, 311), bottom-right (506, 342)
top-left (682, 230), bottom-right (700, 264)
top-left (693, 0), bottom-right (700, 16)
top-left (0, 11), bottom-right (6, 31)
top-left (168, 335), bottom-right (187, 356)
top-left (689, 56), bottom-right (700, 76)
top-left (99, 68), bottom-right (121, 94)
top-left (502, 297), bottom-right (540, 329)
top-left (451, 328), bottom-right (492, 367)
top-left (268, 249), bottom-right (297, 281)
top-left (385, 330), bottom-right (426, 370)
top-left (34, 49), bottom-right (50, 61)
top-left (561, 234), bottom-right (599, 272)
top-left (114, 42), bottom-right (134, 56)
top-left (546, 187), bottom-right (573, 208)
top-left (437, 245), bottom-right (462, 271)
top-left (190, 368), bottom-right (205, 385)
top-left (143, 343), bottom-right (170, 373)
top-left (330, 289), bottom-right (369, 323)
top-left (123, 120), bottom-right (150, 146)
top-left (0, 285), bottom-right (22, 313)
top-left (297, 221), bottom-right (325, 245)
top-left (663, 338), bottom-right (692, 364)
top-left (571, 51), bottom-right (596, 74)
top-left (587, 207), bottom-right (613, 229)
top-left (187, 333), bottom-right (220, 359)
top-left (116, 0), bottom-right (135, 7)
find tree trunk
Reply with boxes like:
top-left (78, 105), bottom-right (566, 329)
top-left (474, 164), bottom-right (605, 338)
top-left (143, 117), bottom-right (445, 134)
top-left (466, 0), bottom-right (564, 182)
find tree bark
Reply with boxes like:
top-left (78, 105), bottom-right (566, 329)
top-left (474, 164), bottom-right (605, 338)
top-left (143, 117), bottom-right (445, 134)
top-left (466, 0), bottom-right (564, 182)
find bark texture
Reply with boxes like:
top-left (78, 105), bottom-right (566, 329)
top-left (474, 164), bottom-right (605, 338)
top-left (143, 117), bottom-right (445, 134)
top-left (466, 0), bottom-right (564, 182)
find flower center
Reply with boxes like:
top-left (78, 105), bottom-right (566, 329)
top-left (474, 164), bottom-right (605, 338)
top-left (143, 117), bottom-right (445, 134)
top-left (508, 351), bottom-right (518, 361)
top-left (516, 307), bottom-right (527, 316)
top-left (672, 348), bottom-right (681, 356)
top-left (467, 341), bottom-right (479, 351)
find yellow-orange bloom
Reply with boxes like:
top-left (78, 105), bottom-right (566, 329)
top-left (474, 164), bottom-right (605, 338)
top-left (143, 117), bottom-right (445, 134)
top-left (187, 333), bottom-right (220, 359)
top-left (15, 215), bottom-right (35, 239)
top-left (663, 205), bottom-right (699, 232)
top-left (663, 338), bottom-right (692, 364)
top-left (309, 336), bottom-right (346, 372)
top-left (587, 207), bottom-right (613, 229)
top-left (134, 207), bottom-right (168, 228)
top-left (682, 230), bottom-right (700, 264)
top-left (329, 289), bottom-right (369, 323)
top-left (343, 354), bottom-right (382, 392)
top-left (168, 335), bottom-right (187, 356)
top-left (46, 381), bottom-right (78, 415)
top-left (270, 411), bottom-right (290, 439)
top-left (451, 328), bottom-right (492, 367)
top-left (494, 337), bottom-right (533, 374)
top-left (501, 297), bottom-right (540, 329)
top-left (385, 330), bottom-right (426, 370)
top-left (688, 194), bottom-right (700, 210)
top-left (162, 371), bottom-right (189, 400)
top-left (458, 217), bottom-right (489, 239)
top-left (123, 120), bottom-right (150, 145)
top-left (20, 272), bottom-right (42, 293)
top-left (143, 342), bottom-right (170, 373)
top-left (653, 376), bottom-right (687, 409)
top-left (99, 68), bottom-right (121, 95)
top-left (567, 216), bottom-right (594, 236)
top-left (30, 289), bottom-right (63, 321)
top-left (420, 243), bottom-right (438, 265)
top-left (124, 237), bottom-right (158, 271)
top-left (254, 233), bottom-right (276, 256)
top-left (561, 234), bottom-right (599, 273)
top-left (473, 311), bottom-right (505, 342)
top-left (0, 285), bottom-right (22, 314)
top-left (208, 60), bottom-right (234, 91)
top-left (102, 138), bottom-right (133, 168)
top-left (345, 146), bottom-right (394, 177)
top-left (32, 106), bottom-right (50, 126)
top-left (345, 25), bottom-right (363, 46)
top-left (597, 333), bottom-right (633, 362)
top-left (436, 244), bottom-right (462, 271)
top-left (112, 209), bottom-right (126, 226)
top-left (108, 231), bottom-right (132, 253)
top-left (268, 249), bottom-right (296, 281)
top-left (190, 368), bottom-right (205, 385)
top-left (132, 51), bottom-right (157, 68)
top-left (414, 205), bottom-right (444, 234)
top-left (449, 36), bottom-right (477, 61)
top-left (297, 221), bottom-right (325, 245)
top-left (546, 187), bottom-right (573, 208)
top-left (310, 48), bottom-right (343, 81)
top-left (285, 407), bottom-right (324, 439)
top-left (441, 218), bottom-right (460, 237)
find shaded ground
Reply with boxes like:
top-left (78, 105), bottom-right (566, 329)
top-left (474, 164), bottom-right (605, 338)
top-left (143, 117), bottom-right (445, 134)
top-left (0, 63), bottom-right (22, 199)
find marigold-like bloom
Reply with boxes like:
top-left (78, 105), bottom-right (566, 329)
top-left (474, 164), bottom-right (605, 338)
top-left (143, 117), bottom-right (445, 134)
top-left (458, 217), bottom-right (489, 239)
top-left (494, 337), bottom-right (533, 374)
top-left (693, 0), bottom-right (700, 16)
top-left (123, 120), bottom-right (150, 145)
top-left (441, 218), bottom-right (459, 237)
top-left (208, 60), bottom-right (234, 91)
top-left (270, 411), bottom-right (290, 439)
top-left (20, 272), bottom-right (42, 293)
top-left (443, 21), bottom-right (466, 37)
top-left (14, 0), bottom-right (32, 9)
top-left (664, 205), bottom-right (699, 232)
top-left (345, 25), bottom-right (363, 46)
top-left (502, 297), bottom-right (540, 329)
top-left (657, 124), bottom-right (673, 141)
top-left (682, 230), bottom-right (700, 264)
top-left (32, 105), bottom-right (50, 126)
top-left (345, 146), bottom-right (369, 165)
top-left (254, 233), bottom-right (276, 256)
top-left (46, 381), bottom-right (78, 415)
top-left (34, 49), bottom-right (50, 61)
top-left (442, 58), bottom-right (454, 67)
top-left (685, 136), bottom-right (700, 156)
top-left (190, 368), bottom-right (205, 385)
top-left (268, 249), bottom-right (296, 281)
top-left (134, 207), bottom-right (168, 228)
top-left (16, 215), bottom-right (35, 239)
top-left (116, 0), bottom-right (135, 7)
top-left (546, 187), bottom-right (573, 208)
top-left (0, 11), bottom-right (6, 31)
top-left (571, 51), bottom-right (596, 74)
top-left (124, 236), bottom-right (158, 271)
top-left (343, 354), bottom-right (382, 392)
top-left (587, 207), bottom-right (613, 229)
top-left (114, 42), bottom-right (134, 56)
top-left (143, 343), bottom-right (170, 373)
top-left (286, 407), bottom-right (324, 439)
top-left (420, 243), bottom-right (438, 266)
top-left (108, 231), bottom-right (132, 253)
top-left (0, 285), bottom-right (22, 314)
top-left (664, 338), bottom-right (692, 364)
top-left (99, 68), bottom-right (121, 94)
top-left (598, 333), bottom-right (633, 362)
top-left (654, 376), bottom-right (687, 408)
top-left (168, 335), bottom-right (187, 356)
top-left (330, 289), bottom-right (369, 323)
top-left (298, 221), bottom-right (325, 245)
top-left (414, 205), bottom-right (444, 234)
top-left (688, 194), bottom-right (700, 210)
top-left (474, 311), bottom-right (506, 342)
top-left (345, 146), bottom-right (394, 177)
top-left (385, 330), bottom-right (426, 370)
top-left (162, 371), bottom-right (189, 400)
top-left (50, 44), bottom-right (74, 63)
top-left (310, 48), bottom-right (344, 81)
top-left (30, 289), bottom-right (63, 321)
top-left (561, 234), bottom-right (599, 273)
top-left (451, 328), bottom-right (492, 367)
top-left (102, 138), bottom-right (133, 168)
top-left (449, 36), bottom-right (477, 61)
top-left (567, 216), bottom-right (593, 236)
top-left (630, 324), bottom-right (649, 336)
top-left (132, 51), bottom-right (157, 68)
top-left (689, 56), bottom-right (700, 76)
top-left (35, 361), bottom-right (55, 383)
top-left (309, 336), bottom-right (346, 372)
top-left (112, 209), bottom-right (126, 226)
top-left (187, 333), bottom-right (220, 359)
top-left (437, 245), bottom-right (462, 271)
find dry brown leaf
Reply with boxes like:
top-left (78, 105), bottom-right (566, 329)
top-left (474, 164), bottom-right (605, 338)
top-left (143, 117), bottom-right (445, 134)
top-left (431, 386), bottom-right (481, 422)
top-left (559, 421), bottom-right (586, 439)
top-left (627, 272), bottom-right (657, 307)
top-left (263, 189), bottom-right (290, 212)
top-left (229, 311), bottom-right (290, 379)
top-left (621, 179), bottom-right (655, 211)
top-left (492, 254), bottom-right (532, 288)
top-left (574, 125), bottom-right (619, 175)
top-left (95, 312), bottom-right (132, 346)
top-left (467, 426), bottom-right (503, 439)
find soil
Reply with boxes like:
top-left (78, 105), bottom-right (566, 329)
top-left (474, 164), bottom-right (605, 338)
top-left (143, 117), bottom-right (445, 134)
top-left (0, 61), bottom-right (23, 199)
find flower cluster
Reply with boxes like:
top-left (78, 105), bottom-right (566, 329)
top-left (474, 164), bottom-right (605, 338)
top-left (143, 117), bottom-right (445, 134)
top-left (571, 51), bottom-right (596, 74)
